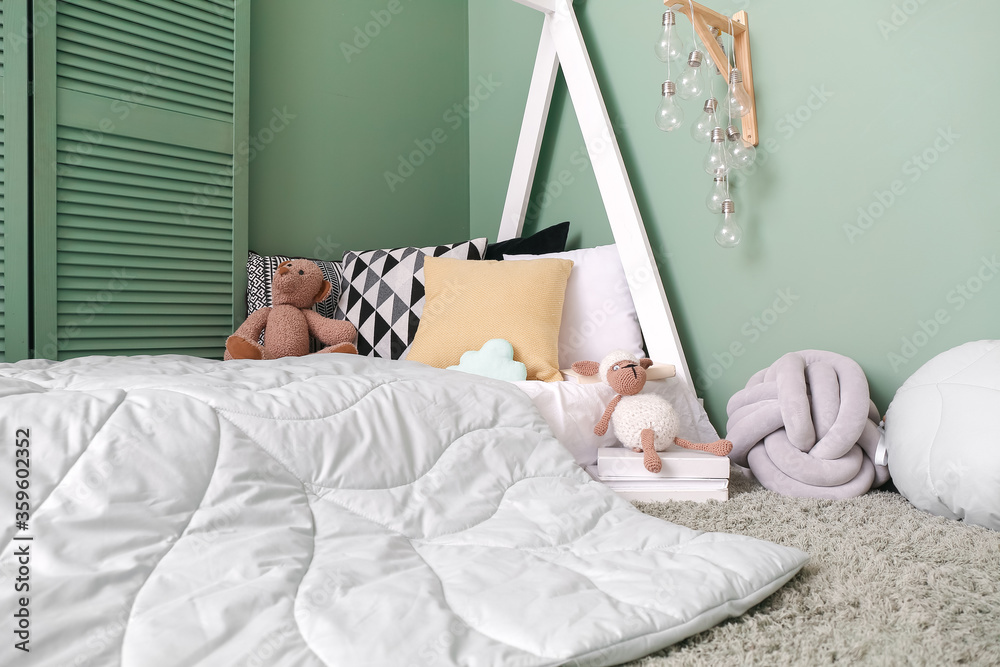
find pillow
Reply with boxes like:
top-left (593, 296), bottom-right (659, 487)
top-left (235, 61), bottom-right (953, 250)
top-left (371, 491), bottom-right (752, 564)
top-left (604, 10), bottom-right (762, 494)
top-left (336, 238), bottom-right (488, 359)
top-left (885, 340), bottom-right (1000, 531)
top-left (505, 245), bottom-right (644, 369)
top-left (447, 339), bottom-right (527, 382)
top-left (246, 251), bottom-right (342, 319)
top-left (406, 257), bottom-right (573, 381)
top-left (483, 221), bottom-right (570, 260)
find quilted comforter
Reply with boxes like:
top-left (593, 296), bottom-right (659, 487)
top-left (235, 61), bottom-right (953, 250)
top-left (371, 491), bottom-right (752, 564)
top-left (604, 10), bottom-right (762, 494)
top-left (0, 354), bottom-right (807, 666)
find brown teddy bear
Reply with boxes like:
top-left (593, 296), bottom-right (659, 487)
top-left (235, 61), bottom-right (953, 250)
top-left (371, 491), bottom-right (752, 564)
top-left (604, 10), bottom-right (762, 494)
top-left (225, 259), bottom-right (358, 360)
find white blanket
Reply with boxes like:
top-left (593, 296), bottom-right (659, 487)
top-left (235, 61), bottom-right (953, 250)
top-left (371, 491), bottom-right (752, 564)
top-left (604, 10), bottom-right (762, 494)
top-left (0, 355), bottom-right (807, 666)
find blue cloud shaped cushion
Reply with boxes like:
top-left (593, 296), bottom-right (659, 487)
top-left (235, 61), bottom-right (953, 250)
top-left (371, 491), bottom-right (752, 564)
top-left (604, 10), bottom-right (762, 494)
top-left (448, 339), bottom-right (527, 382)
top-left (884, 340), bottom-right (1000, 530)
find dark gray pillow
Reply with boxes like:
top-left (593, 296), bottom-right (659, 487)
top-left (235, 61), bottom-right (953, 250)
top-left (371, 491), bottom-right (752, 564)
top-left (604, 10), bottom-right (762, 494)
top-left (484, 221), bottom-right (570, 260)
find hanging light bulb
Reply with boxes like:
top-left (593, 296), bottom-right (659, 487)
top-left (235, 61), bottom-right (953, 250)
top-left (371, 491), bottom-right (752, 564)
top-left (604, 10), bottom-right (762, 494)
top-left (706, 172), bottom-right (728, 213)
top-left (653, 10), bottom-right (685, 63)
top-left (727, 68), bottom-right (752, 118)
top-left (677, 50), bottom-right (706, 100)
top-left (690, 97), bottom-right (718, 143)
top-left (655, 80), bottom-right (684, 132)
top-left (725, 125), bottom-right (756, 170)
top-left (715, 199), bottom-right (743, 248)
top-left (703, 127), bottom-right (729, 174)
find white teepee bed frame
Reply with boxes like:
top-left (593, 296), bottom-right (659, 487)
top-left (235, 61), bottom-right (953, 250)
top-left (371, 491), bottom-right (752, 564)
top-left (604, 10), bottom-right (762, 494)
top-left (501, 0), bottom-right (695, 391)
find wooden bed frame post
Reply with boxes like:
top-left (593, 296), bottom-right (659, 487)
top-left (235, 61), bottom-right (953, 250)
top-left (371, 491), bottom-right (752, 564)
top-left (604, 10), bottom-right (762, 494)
top-left (502, 0), bottom-right (695, 392)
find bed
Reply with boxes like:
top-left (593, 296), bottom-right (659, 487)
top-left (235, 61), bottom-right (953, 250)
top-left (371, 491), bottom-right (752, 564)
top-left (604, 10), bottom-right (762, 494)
top-left (0, 354), bottom-right (806, 666)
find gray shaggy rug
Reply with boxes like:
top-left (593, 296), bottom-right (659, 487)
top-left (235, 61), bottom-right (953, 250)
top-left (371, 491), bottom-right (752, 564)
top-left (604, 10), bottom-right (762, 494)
top-left (629, 470), bottom-right (1000, 667)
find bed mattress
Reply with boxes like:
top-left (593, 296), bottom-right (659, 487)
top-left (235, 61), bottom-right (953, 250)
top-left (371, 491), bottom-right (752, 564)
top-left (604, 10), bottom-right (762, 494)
top-left (0, 354), bottom-right (806, 666)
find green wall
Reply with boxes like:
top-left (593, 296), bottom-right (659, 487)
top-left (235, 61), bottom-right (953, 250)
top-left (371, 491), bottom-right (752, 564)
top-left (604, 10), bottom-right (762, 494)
top-left (469, 0), bottom-right (1000, 429)
top-left (249, 0), bottom-right (471, 261)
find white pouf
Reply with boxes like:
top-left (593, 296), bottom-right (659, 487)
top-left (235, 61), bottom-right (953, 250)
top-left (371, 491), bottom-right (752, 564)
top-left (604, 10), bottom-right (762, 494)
top-left (885, 340), bottom-right (1000, 531)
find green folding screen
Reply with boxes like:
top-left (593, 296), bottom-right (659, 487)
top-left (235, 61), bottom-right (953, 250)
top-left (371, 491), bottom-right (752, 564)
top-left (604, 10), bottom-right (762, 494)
top-left (32, 0), bottom-right (248, 360)
top-left (0, 0), bottom-right (30, 362)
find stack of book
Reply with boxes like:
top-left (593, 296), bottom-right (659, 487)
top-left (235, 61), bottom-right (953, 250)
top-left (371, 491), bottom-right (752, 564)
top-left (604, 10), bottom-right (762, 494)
top-left (587, 445), bottom-right (730, 502)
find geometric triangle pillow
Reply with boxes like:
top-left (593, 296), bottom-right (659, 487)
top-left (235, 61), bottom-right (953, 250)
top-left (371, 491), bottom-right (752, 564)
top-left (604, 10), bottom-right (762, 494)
top-left (336, 239), bottom-right (487, 359)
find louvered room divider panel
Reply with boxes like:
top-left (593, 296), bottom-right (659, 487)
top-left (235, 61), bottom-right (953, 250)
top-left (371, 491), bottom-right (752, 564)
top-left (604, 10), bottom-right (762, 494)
top-left (33, 0), bottom-right (248, 360)
top-left (0, 6), bottom-right (6, 362)
top-left (0, 0), bottom-right (30, 362)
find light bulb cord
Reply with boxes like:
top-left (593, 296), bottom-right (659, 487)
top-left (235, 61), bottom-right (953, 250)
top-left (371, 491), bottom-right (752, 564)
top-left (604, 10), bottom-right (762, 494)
top-left (726, 15), bottom-right (736, 119)
top-left (725, 14), bottom-right (737, 199)
top-left (687, 0), bottom-right (698, 54)
top-left (666, 14), bottom-right (672, 82)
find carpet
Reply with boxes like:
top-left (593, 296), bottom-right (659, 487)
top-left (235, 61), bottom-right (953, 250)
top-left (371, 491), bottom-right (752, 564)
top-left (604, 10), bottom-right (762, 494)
top-left (628, 469), bottom-right (1000, 667)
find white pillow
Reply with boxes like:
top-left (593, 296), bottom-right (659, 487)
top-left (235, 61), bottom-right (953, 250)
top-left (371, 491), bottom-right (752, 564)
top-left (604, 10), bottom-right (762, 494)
top-left (505, 245), bottom-right (644, 369)
top-left (885, 340), bottom-right (1000, 531)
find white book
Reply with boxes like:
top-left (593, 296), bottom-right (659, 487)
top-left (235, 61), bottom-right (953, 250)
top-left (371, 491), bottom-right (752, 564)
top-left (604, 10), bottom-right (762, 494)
top-left (610, 487), bottom-right (728, 503)
top-left (586, 466), bottom-right (729, 502)
top-left (597, 445), bottom-right (730, 480)
top-left (561, 362), bottom-right (676, 385)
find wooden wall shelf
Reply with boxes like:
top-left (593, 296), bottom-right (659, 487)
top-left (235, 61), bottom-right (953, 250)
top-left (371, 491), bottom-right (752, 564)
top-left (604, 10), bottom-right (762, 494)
top-left (667, 2), bottom-right (758, 146)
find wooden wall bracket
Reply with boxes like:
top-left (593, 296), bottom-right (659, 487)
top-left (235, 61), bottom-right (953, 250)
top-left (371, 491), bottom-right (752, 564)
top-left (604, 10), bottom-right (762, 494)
top-left (667, 2), bottom-right (758, 146)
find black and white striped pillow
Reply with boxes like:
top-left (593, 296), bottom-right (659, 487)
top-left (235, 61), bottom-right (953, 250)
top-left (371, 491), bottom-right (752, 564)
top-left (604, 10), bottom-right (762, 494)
top-left (246, 251), bottom-right (344, 318)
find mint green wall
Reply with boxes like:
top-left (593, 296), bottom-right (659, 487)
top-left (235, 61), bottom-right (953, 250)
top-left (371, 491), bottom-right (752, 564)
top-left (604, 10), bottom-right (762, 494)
top-left (249, 0), bottom-right (470, 261)
top-left (469, 0), bottom-right (1000, 429)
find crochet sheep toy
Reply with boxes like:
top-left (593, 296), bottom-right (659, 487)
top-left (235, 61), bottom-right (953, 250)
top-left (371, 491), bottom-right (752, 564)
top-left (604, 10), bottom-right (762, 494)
top-left (225, 258), bottom-right (358, 360)
top-left (572, 350), bottom-right (733, 473)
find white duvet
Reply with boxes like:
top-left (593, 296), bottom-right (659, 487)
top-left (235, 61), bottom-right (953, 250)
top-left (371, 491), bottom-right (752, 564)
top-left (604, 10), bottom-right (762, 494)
top-left (0, 355), bottom-right (806, 666)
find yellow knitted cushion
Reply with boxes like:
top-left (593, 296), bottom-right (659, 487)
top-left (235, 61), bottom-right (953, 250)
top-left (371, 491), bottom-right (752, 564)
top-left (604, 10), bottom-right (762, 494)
top-left (407, 257), bottom-right (574, 382)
